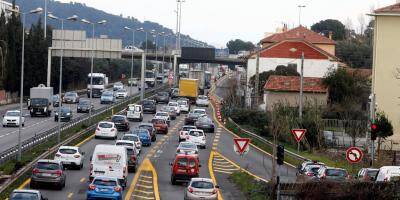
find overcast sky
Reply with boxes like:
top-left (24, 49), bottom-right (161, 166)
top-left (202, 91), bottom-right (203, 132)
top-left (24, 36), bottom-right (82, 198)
top-left (58, 0), bottom-right (396, 47)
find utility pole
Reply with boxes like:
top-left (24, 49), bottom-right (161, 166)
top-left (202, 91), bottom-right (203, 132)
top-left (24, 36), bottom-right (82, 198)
top-left (370, 93), bottom-right (376, 167)
top-left (254, 52), bottom-right (260, 107)
top-left (298, 5), bottom-right (306, 26)
top-left (140, 52), bottom-right (146, 101)
top-left (299, 52), bottom-right (304, 119)
top-left (44, 0), bottom-right (47, 38)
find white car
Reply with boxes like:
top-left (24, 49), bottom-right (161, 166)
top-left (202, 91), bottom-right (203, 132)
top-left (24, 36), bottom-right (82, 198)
top-left (115, 140), bottom-right (140, 158)
top-left (154, 112), bottom-right (170, 122)
top-left (184, 178), bottom-right (219, 200)
top-left (113, 82), bottom-right (124, 91)
top-left (126, 104), bottom-right (143, 121)
top-left (95, 121), bottom-right (118, 139)
top-left (168, 102), bottom-right (181, 115)
top-left (177, 99), bottom-right (190, 113)
top-left (54, 146), bottom-right (84, 169)
top-left (196, 95), bottom-right (209, 107)
top-left (10, 189), bottom-right (48, 200)
top-left (186, 129), bottom-right (206, 149)
top-left (121, 134), bottom-right (142, 154)
top-left (193, 108), bottom-right (207, 116)
top-left (179, 125), bottom-right (197, 142)
top-left (375, 166), bottom-right (400, 182)
top-left (176, 141), bottom-right (199, 156)
top-left (115, 89), bottom-right (128, 99)
top-left (2, 110), bottom-right (25, 127)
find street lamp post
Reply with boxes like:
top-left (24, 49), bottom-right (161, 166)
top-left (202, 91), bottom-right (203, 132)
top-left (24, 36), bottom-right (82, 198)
top-left (7, 7), bottom-right (44, 161)
top-left (298, 5), bottom-right (306, 26)
top-left (137, 28), bottom-right (147, 100)
top-left (124, 26), bottom-right (136, 97)
top-left (48, 13), bottom-right (78, 144)
top-left (80, 18), bottom-right (107, 125)
top-left (161, 32), bottom-right (166, 77)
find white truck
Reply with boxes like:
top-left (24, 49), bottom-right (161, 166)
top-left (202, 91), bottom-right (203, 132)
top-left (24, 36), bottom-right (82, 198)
top-left (87, 73), bottom-right (108, 98)
top-left (145, 70), bottom-right (156, 87)
top-left (189, 69), bottom-right (206, 92)
top-left (28, 84), bottom-right (53, 117)
top-left (90, 144), bottom-right (128, 187)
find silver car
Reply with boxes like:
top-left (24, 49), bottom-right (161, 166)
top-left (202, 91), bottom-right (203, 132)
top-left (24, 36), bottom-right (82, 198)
top-left (63, 92), bottom-right (79, 104)
top-left (184, 178), bottom-right (218, 200)
top-left (30, 159), bottom-right (66, 190)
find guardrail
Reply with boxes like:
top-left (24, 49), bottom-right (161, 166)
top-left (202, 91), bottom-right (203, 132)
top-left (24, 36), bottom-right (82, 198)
top-left (0, 85), bottom-right (166, 165)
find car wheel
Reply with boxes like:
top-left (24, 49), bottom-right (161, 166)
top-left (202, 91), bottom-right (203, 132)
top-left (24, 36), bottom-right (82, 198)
top-left (22, 123), bottom-right (24, 127)
top-left (94, 135), bottom-right (98, 139)
top-left (171, 176), bottom-right (177, 185)
top-left (57, 183), bottom-right (63, 190)
top-left (2, 125), bottom-right (5, 127)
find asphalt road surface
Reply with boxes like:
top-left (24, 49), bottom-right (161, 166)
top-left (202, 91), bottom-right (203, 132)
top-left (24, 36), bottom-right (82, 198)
top-left (0, 86), bottom-right (138, 153)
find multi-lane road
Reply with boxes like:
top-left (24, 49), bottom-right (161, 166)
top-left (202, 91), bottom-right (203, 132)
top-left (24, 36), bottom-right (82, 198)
top-left (0, 87), bottom-right (138, 153)
top-left (14, 75), bottom-right (297, 200)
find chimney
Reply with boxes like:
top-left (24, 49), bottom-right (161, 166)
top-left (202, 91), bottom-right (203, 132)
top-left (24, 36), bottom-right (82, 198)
top-left (328, 31), bottom-right (333, 40)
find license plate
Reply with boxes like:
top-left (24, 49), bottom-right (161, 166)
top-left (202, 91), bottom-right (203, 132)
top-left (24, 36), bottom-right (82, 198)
top-left (41, 173), bottom-right (52, 177)
top-left (177, 169), bottom-right (186, 173)
top-left (63, 161), bottom-right (71, 164)
top-left (94, 171), bottom-right (105, 174)
top-left (36, 112), bottom-right (41, 114)
top-left (100, 189), bottom-right (109, 192)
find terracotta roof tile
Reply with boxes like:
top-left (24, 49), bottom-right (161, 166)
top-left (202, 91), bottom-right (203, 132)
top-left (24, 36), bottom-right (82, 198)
top-left (264, 75), bottom-right (327, 93)
top-left (261, 26), bottom-right (336, 45)
top-left (375, 3), bottom-right (400, 14)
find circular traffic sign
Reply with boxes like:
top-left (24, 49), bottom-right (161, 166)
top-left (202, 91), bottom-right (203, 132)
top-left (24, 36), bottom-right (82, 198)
top-left (346, 147), bottom-right (363, 163)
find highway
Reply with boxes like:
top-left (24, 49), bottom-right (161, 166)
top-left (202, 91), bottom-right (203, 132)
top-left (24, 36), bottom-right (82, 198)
top-left (0, 87), bottom-right (138, 153)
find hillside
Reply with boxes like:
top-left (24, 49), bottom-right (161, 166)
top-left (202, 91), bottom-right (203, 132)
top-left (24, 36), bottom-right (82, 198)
top-left (14, 0), bottom-right (205, 48)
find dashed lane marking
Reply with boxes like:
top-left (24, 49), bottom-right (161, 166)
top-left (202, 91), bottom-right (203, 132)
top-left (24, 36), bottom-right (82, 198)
top-left (80, 177), bottom-right (86, 183)
top-left (67, 193), bottom-right (73, 199)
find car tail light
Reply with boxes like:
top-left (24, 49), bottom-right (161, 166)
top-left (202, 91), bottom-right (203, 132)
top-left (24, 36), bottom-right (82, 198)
top-left (186, 136), bottom-right (190, 140)
top-left (54, 169), bottom-right (62, 176)
top-left (55, 153), bottom-right (61, 157)
top-left (32, 168), bottom-right (39, 174)
top-left (384, 177), bottom-right (388, 182)
top-left (123, 167), bottom-right (127, 174)
top-left (90, 163), bottom-right (93, 172)
top-left (321, 173), bottom-right (326, 179)
top-left (111, 128), bottom-right (116, 132)
top-left (89, 184), bottom-right (96, 190)
top-left (74, 154), bottom-right (80, 158)
top-left (188, 187), bottom-right (194, 193)
top-left (114, 186), bottom-right (122, 192)
top-left (212, 189), bottom-right (217, 194)
top-left (306, 172), bottom-right (314, 176)
top-left (96, 128), bottom-right (100, 131)
top-left (131, 155), bottom-right (137, 162)
top-left (202, 137), bottom-right (206, 141)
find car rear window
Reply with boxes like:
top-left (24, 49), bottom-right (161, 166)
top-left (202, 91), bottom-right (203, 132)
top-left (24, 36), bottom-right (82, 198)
top-left (367, 170), bottom-right (378, 178)
top-left (99, 123), bottom-right (112, 128)
top-left (122, 135), bottom-right (139, 142)
top-left (10, 192), bottom-right (39, 200)
top-left (178, 101), bottom-right (187, 105)
top-left (182, 126), bottom-right (196, 131)
top-left (112, 116), bottom-right (125, 122)
top-left (36, 162), bottom-right (60, 170)
top-left (180, 143), bottom-right (196, 149)
top-left (191, 181), bottom-right (214, 189)
top-left (59, 148), bottom-right (77, 154)
top-left (93, 179), bottom-right (118, 186)
top-left (326, 169), bottom-right (347, 177)
top-left (189, 131), bottom-right (204, 136)
top-left (116, 142), bottom-right (134, 147)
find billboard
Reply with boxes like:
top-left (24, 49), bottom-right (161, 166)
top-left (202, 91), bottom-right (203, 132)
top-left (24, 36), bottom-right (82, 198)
top-left (181, 47), bottom-right (215, 61)
top-left (215, 48), bottom-right (229, 58)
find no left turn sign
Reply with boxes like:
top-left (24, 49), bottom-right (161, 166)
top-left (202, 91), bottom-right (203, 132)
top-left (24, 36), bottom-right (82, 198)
top-left (346, 147), bottom-right (363, 163)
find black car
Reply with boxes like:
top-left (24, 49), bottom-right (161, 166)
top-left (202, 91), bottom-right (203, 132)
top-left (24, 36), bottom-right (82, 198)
top-left (155, 92), bottom-right (169, 104)
top-left (52, 95), bottom-right (60, 107)
top-left (77, 100), bottom-right (93, 113)
top-left (54, 107), bottom-right (72, 122)
top-left (111, 115), bottom-right (130, 131)
top-left (194, 117), bottom-right (215, 133)
top-left (184, 112), bottom-right (201, 125)
top-left (142, 100), bottom-right (157, 114)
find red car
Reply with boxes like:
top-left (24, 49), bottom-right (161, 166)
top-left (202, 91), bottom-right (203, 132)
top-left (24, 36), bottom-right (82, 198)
top-left (151, 118), bottom-right (168, 134)
top-left (170, 154), bottom-right (201, 185)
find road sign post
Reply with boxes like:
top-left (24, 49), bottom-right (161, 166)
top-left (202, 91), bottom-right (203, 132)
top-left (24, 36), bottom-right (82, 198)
top-left (291, 129), bottom-right (306, 152)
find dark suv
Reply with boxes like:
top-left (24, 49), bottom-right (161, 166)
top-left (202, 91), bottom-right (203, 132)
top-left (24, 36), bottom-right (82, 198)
top-left (142, 100), bottom-right (157, 114)
top-left (30, 159), bottom-right (66, 190)
top-left (155, 92), bottom-right (170, 104)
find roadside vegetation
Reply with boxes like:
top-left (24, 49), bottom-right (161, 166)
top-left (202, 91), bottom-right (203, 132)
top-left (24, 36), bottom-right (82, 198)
top-left (229, 171), bottom-right (272, 200)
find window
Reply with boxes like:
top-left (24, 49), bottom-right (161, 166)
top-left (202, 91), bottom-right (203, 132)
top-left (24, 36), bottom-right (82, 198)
top-left (326, 169), bottom-right (347, 177)
top-left (99, 123), bottom-right (113, 128)
top-left (191, 181), bottom-right (213, 189)
top-left (93, 179), bottom-right (117, 186)
top-left (36, 162), bottom-right (60, 170)
top-left (59, 148), bottom-right (77, 154)
top-left (177, 158), bottom-right (188, 167)
top-left (10, 192), bottom-right (39, 200)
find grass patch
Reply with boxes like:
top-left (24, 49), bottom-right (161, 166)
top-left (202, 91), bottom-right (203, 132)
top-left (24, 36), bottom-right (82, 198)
top-left (229, 171), bottom-right (272, 200)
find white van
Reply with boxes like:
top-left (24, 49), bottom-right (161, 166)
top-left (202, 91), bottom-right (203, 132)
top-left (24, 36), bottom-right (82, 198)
top-left (90, 144), bottom-right (128, 187)
top-left (375, 166), bottom-right (400, 182)
top-left (126, 104), bottom-right (143, 121)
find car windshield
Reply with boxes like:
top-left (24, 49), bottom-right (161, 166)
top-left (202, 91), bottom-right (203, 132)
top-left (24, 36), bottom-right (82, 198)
top-left (191, 181), bottom-right (214, 189)
top-left (169, 102), bottom-right (178, 106)
top-left (102, 92), bottom-right (113, 96)
top-left (65, 92), bottom-right (75, 97)
top-left (178, 101), bottom-right (187, 105)
top-left (88, 77), bottom-right (104, 85)
top-left (79, 100), bottom-right (90, 105)
top-left (326, 169), bottom-right (347, 177)
top-left (156, 113), bottom-right (168, 117)
top-left (182, 126), bottom-right (196, 131)
top-left (112, 116), bottom-right (125, 122)
top-left (36, 162), bottom-right (60, 170)
top-left (117, 89), bottom-right (126, 92)
top-left (198, 96), bottom-right (208, 100)
top-left (53, 95), bottom-right (59, 101)
top-left (193, 110), bottom-right (206, 114)
top-left (188, 113), bottom-right (200, 118)
top-left (10, 192), bottom-right (39, 200)
top-left (199, 118), bottom-right (211, 123)
top-left (158, 92), bottom-right (168, 96)
top-left (59, 148), bottom-right (77, 154)
top-left (99, 122), bottom-right (112, 128)
top-left (139, 131), bottom-right (149, 137)
top-left (367, 170), bottom-right (379, 178)
top-left (93, 179), bottom-right (117, 187)
top-left (305, 165), bottom-right (321, 174)
top-left (6, 111), bottom-right (20, 116)
top-left (122, 135), bottom-right (139, 142)
top-left (31, 98), bottom-right (48, 105)
top-left (143, 101), bottom-right (154, 106)
top-left (189, 131), bottom-right (204, 137)
top-left (179, 143), bottom-right (197, 149)
top-left (60, 107), bottom-right (70, 112)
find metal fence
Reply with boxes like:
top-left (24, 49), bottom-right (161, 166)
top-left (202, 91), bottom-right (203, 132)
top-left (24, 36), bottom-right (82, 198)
top-left (0, 85), bottom-right (166, 165)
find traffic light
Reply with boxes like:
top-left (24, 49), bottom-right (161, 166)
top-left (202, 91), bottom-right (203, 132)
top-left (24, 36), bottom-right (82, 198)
top-left (277, 145), bottom-right (284, 165)
top-left (371, 123), bottom-right (378, 141)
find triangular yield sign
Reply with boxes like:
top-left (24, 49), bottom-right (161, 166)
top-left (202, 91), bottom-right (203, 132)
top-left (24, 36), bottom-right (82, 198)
top-left (234, 138), bottom-right (250, 154)
top-left (291, 129), bottom-right (307, 142)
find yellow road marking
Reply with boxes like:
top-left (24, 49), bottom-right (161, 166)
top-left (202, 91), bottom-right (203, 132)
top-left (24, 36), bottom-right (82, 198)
top-left (17, 178), bottom-right (30, 189)
top-left (136, 189), bottom-right (154, 194)
top-left (208, 151), bottom-right (224, 200)
top-left (140, 175), bottom-right (153, 179)
top-left (132, 194), bottom-right (155, 200)
top-left (67, 193), bottom-right (73, 199)
top-left (213, 167), bottom-right (238, 171)
top-left (213, 169), bottom-right (233, 174)
top-left (213, 163), bottom-right (236, 169)
top-left (125, 159), bottom-right (159, 200)
top-left (80, 177), bottom-right (86, 182)
top-left (138, 179), bottom-right (152, 184)
top-left (136, 184), bottom-right (153, 189)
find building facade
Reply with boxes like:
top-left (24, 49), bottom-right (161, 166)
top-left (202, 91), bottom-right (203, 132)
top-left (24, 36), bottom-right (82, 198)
top-left (371, 3), bottom-right (400, 143)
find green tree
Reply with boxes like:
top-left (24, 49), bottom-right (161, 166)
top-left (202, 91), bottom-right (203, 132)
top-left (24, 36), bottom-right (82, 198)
top-left (249, 65), bottom-right (299, 95)
top-left (311, 19), bottom-right (346, 40)
top-left (226, 39), bottom-right (255, 54)
top-left (375, 112), bottom-right (393, 158)
top-left (336, 39), bottom-right (372, 68)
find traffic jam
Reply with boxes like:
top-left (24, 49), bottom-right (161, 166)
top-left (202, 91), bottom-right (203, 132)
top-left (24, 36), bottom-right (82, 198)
top-left (10, 80), bottom-right (220, 200)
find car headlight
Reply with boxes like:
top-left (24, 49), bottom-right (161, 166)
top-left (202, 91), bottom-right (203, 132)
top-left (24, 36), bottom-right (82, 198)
top-left (55, 113), bottom-right (59, 116)
top-left (66, 113), bottom-right (71, 116)
top-left (44, 107), bottom-right (47, 112)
